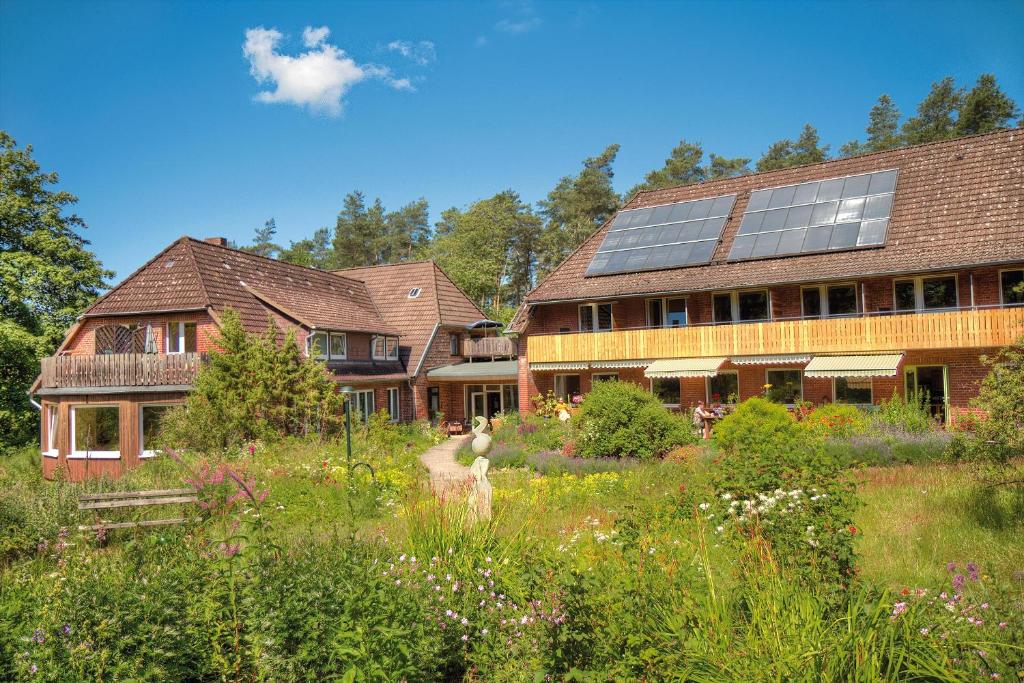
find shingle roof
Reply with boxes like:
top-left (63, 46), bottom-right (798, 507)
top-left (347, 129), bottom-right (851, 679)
top-left (511, 129), bottom-right (1024, 331)
top-left (83, 237), bottom-right (396, 335)
top-left (335, 260), bottom-right (487, 375)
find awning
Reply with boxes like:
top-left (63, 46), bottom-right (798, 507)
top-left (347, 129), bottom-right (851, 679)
top-left (427, 360), bottom-right (518, 381)
top-left (529, 361), bottom-right (589, 371)
top-left (590, 359), bottom-right (651, 369)
top-left (803, 354), bottom-right (904, 378)
top-left (730, 354), bottom-right (813, 365)
top-left (645, 357), bottom-right (726, 378)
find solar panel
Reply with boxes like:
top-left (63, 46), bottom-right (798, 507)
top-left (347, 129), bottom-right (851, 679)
top-left (586, 194), bottom-right (736, 276)
top-left (728, 169), bottom-right (897, 261)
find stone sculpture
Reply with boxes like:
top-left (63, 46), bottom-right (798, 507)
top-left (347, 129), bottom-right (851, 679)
top-left (471, 415), bottom-right (492, 455)
top-left (467, 456), bottom-right (492, 521)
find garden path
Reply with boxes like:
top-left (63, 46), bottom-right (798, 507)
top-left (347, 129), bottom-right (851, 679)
top-left (419, 435), bottom-right (472, 494)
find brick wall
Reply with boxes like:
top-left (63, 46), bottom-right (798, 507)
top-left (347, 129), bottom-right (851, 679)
top-left (64, 312), bottom-right (220, 355)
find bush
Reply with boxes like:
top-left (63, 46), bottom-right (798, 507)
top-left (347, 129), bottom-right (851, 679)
top-left (800, 403), bottom-right (869, 440)
top-left (713, 397), bottom-right (804, 464)
top-left (873, 389), bottom-right (937, 434)
top-left (575, 380), bottom-right (693, 459)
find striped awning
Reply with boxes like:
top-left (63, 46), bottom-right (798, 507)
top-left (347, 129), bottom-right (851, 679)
top-left (590, 359), bottom-right (651, 369)
top-left (730, 354), bottom-right (813, 365)
top-left (529, 361), bottom-right (589, 371)
top-left (804, 354), bottom-right (904, 378)
top-left (645, 357), bottom-right (726, 378)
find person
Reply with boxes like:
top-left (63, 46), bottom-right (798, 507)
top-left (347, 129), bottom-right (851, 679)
top-left (692, 400), bottom-right (712, 440)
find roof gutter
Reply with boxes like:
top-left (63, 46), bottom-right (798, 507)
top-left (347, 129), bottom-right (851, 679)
top-left (412, 321), bottom-right (441, 379)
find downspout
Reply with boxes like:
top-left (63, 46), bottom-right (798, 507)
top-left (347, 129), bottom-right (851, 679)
top-left (969, 273), bottom-right (975, 309)
top-left (410, 321), bottom-right (441, 422)
top-left (29, 396), bottom-right (42, 411)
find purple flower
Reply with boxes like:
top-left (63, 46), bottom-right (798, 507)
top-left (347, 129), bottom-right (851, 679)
top-left (946, 562), bottom-right (956, 572)
top-left (31, 629), bottom-right (44, 644)
top-left (966, 562), bottom-right (980, 581)
top-left (61, 625), bottom-right (71, 636)
top-left (30, 664), bottom-right (37, 674)
top-left (952, 574), bottom-right (966, 591)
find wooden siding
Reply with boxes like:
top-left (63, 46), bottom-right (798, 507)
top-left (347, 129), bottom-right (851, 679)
top-left (40, 353), bottom-right (204, 389)
top-left (462, 336), bottom-right (517, 358)
top-left (527, 307), bottom-right (1024, 363)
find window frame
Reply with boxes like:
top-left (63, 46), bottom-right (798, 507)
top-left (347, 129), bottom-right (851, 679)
top-left (450, 333), bottom-right (461, 355)
top-left (138, 403), bottom-right (182, 458)
top-left (833, 377), bottom-right (873, 406)
top-left (347, 389), bottom-right (375, 423)
top-left (578, 302), bottom-right (614, 332)
top-left (764, 368), bottom-right (804, 406)
top-left (43, 405), bottom-right (59, 457)
top-left (307, 331), bottom-right (329, 360)
top-left (645, 296), bottom-right (688, 328)
top-left (166, 321), bottom-right (197, 354)
top-left (999, 268), bottom-right (1024, 306)
top-left (386, 387), bottom-right (400, 423)
top-left (712, 289), bottom-right (772, 324)
top-left (69, 404), bottom-right (121, 459)
top-left (650, 377), bottom-right (681, 408)
top-left (892, 274), bottom-right (959, 312)
top-left (800, 282), bottom-right (859, 318)
top-left (372, 335), bottom-right (400, 361)
top-left (327, 333), bottom-right (347, 360)
top-left (553, 374), bottom-right (581, 402)
top-left (706, 371), bottom-right (739, 405)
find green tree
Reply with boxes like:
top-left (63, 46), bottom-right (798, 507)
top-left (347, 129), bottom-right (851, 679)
top-left (629, 140), bottom-right (750, 197)
top-left (956, 74), bottom-right (1019, 136)
top-left (756, 124), bottom-right (829, 172)
top-left (381, 198), bottom-right (431, 262)
top-left (330, 191), bottom-right (386, 268)
top-left (841, 94), bottom-right (902, 157)
top-left (241, 218), bottom-right (281, 259)
top-left (901, 77), bottom-right (963, 146)
top-left (707, 153), bottom-right (751, 180)
top-left (536, 144), bottom-right (621, 278)
top-left (279, 227), bottom-right (333, 269)
top-left (0, 131), bottom-right (111, 450)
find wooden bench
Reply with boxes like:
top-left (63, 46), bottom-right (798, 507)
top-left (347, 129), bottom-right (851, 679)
top-left (446, 421), bottom-right (465, 436)
top-left (77, 488), bottom-right (199, 531)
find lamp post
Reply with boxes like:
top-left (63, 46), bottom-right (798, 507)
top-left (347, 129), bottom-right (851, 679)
top-left (338, 385), bottom-right (376, 482)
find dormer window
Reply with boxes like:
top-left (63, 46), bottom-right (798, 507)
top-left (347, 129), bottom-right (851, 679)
top-left (373, 335), bottom-right (399, 360)
top-left (408, 288), bottom-right (421, 298)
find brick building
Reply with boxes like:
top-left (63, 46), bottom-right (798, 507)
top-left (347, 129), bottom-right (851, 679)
top-left (31, 238), bottom-right (514, 481)
top-left (509, 130), bottom-right (1024, 422)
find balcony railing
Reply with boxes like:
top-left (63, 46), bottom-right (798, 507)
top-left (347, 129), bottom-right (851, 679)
top-left (462, 336), bottom-right (517, 358)
top-left (527, 306), bottom-right (1024, 364)
top-left (39, 353), bottom-right (205, 389)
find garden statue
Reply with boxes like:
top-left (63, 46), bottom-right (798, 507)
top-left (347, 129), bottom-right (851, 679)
top-left (558, 407), bottom-right (571, 423)
top-left (467, 456), bottom-right (492, 521)
top-left (471, 415), bottom-right (492, 455)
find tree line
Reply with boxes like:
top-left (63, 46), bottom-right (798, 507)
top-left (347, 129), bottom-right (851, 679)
top-left (240, 74), bottom-right (1020, 322)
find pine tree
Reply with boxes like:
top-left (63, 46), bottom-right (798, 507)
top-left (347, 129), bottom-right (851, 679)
top-left (241, 218), bottom-right (281, 258)
top-left (330, 192), bottom-right (386, 268)
top-left (707, 153), bottom-right (751, 180)
top-left (865, 94), bottom-right (901, 151)
top-left (756, 124), bottom-right (828, 171)
top-left (956, 74), bottom-right (1019, 136)
top-left (383, 198), bottom-right (431, 262)
top-left (901, 77), bottom-right (963, 145)
top-left (627, 140), bottom-right (706, 198)
top-left (279, 227), bottom-right (332, 269)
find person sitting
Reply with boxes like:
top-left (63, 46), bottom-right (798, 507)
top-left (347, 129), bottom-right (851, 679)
top-left (692, 400), bottom-right (712, 439)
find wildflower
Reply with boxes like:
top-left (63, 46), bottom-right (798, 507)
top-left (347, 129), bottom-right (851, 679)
top-left (481, 628), bottom-right (489, 635)
top-left (460, 617), bottom-right (468, 625)
top-left (61, 625), bottom-right (71, 636)
top-left (399, 554), bottom-right (407, 562)
top-left (998, 621), bottom-right (1007, 629)
top-left (946, 562), bottom-right (957, 572)
top-left (410, 556), bottom-right (417, 563)
top-left (698, 502), bottom-right (710, 511)
top-left (966, 562), bottom-right (980, 581)
top-left (981, 602), bottom-right (989, 609)
top-left (920, 627), bottom-right (929, 635)
top-left (30, 664), bottom-right (37, 674)
top-left (31, 630), bottom-right (44, 644)
top-left (461, 634), bottom-right (468, 641)
top-left (890, 602), bottom-right (908, 620)
top-left (395, 579), bottom-right (401, 586)
top-left (486, 556), bottom-right (492, 563)
top-left (952, 574), bottom-right (966, 591)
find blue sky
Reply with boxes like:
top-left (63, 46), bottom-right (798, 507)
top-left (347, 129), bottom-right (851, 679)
top-left (2, 0), bottom-right (1022, 281)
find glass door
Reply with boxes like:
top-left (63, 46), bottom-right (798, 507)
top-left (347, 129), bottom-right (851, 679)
top-left (905, 366), bottom-right (948, 422)
top-left (470, 392), bottom-right (486, 421)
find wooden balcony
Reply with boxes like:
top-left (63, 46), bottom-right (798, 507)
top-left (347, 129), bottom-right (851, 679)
top-left (462, 336), bottom-right (517, 358)
top-left (527, 307), bottom-right (1024, 363)
top-left (39, 353), bottom-right (205, 390)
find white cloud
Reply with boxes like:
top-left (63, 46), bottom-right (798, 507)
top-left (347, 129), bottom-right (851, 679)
top-left (243, 26), bottom-right (410, 117)
top-left (387, 39), bottom-right (436, 65)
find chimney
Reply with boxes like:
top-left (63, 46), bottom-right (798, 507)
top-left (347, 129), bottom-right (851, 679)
top-left (204, 237), bottom-right (228, 246)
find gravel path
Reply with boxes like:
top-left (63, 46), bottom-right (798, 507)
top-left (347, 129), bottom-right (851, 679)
top-left (419, 435), bottom-right (472, 493)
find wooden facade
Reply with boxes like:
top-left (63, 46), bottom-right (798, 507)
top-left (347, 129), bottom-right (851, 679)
top-left (461, 336), bottom-right (517, 358)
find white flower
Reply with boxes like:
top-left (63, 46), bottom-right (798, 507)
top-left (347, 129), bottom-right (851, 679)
top-left (698, 502), bottom-right (710, 511)
top-left (721, 493), bottom-right (733, 501)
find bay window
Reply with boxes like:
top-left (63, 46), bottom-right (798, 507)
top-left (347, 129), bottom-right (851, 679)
top-left (579, 303), bottom-right (613, 332)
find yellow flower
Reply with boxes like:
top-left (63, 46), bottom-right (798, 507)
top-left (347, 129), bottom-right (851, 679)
top-left (762, 383), bottom-right (773, 390)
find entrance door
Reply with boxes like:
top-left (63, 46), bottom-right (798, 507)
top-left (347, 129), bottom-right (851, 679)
top-left (905, 365), bottom-right (948, 422)
top-left (427, 387), bottom-right (440, 425)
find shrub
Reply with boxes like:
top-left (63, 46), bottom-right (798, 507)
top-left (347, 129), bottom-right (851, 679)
top-left (801, 403), bottom-right (869, 440)
top-left (873, 389), bottom-right (937, 434)
top-left (713, 397), bottom-right (804, 463)
top-left (575, 380), bottom-right (692, 459)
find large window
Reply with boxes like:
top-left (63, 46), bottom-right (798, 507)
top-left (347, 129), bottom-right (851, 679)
top-left (140, 404), bottom-right (175, 457)
top-left (44, 405), bottom-right (59, 457)
top-left (894, 275), bottom-right (958, 312)
top-left (712, 290), bottom-right (770, 323)
top-left (347, 390), bottom-right (375, 423)
top-left (651, 377), bottom-right (681, 406)
top-left (71, 405), bottom-right (120, 458)
top-left (554, 374), bottom-right (581, 402)
top-left (329, 333), bottom-right (347, 360)
top-left (579, 303), bottom-right (613, 332)
top-left (835, 377), bottom-right (872, 405)
top-left (308, 331), bottom-right (328, 359)
top-left (707, 372), bottom-right (739, 404)
top-left (1001, 269), bottom-right (1024, 306)
top-left (646, 297), bottom-right (687, 328)
top-left (765, 369), bottom-right (802, 404)
top-left (802, 284), bottom-right (858, 318)
top-left (386, 387), bottom-right (400, 423)
top-left (372, 336), bottom-right (400, 360)
top-left (166, 322), bottom-right (197, 354)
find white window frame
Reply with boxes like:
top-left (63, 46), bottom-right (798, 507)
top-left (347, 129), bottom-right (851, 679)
top-left (646, 297), bottom-right (688, 328)
top-left (349, 389), bottom-right (375, 423)
top-left (892, 273), bottom-right (959, 312)
top-left (998, 268), bottom-right (1024, 306)
top-left (307, 331), bottom-right (329, 360)
top-left (166, 321), bottom-right (197, 354)
top-left (70, 404), bottom-right (121, 459)
top-left (138, 403), bottom-right (181, 458)
top-left (712, 289), bottom-right (772, 323)
top-left (833, 377), bottom-right (873, 406)
top-left (464, 383), bottom-right (518, 419)
top-left (706, 370), bottom-right (739, 405)
top-left (800, 282), bottom-right (859, 318)
top-left (578, 302), bottom-right (614, 332)
top-left (649, 377), bottom-right (681, 408)
top-left (43, 405), bottom-right (59, 458)
top-left (386, 387), bottom-right (400, 423)
top-left (372, 336), bottom-right (400, 361)
top-left (591, 372), bottom-right (619, 383)
top-left (329, 332), bottom-right (347, 360)
top-left (764, 368), bottom-right (804, 406)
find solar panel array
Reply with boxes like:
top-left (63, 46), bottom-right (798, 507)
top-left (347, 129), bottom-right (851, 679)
top-left (586, 194), bottom-right (736, 276)
top-left (728, 169), bottom-right (897, 261)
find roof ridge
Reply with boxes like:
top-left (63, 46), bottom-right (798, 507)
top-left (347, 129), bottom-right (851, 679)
top-left (181, 237), bottom-right (213, 308)
top-left (332, 258), bottom-right (435, 274)
top-left (432, 261), bottom-right (487, 321)
top-left (633, 127), bottom-right (1020, 202)
top-left (81, 236), bottom-right (197, 316)
top-left (430, 262), bottom-right (443, 321)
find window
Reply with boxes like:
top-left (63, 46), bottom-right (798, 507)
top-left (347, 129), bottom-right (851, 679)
top-left (427, 387), bottom-right (441, 422)
top-left (893, 275), bottom-right (958, 312)
top-left (329, 333), bottom-right (347, 360)
top-left (386, 337), bottom-right (399, 360)
top-left (579, 303), bottom-right (613, 332)
top-left (372, 336), bottom-right (400, 360)
top-left (167, 322), bottom-right (197, 353)
top-left (765, 369), bottom-right (802, 404)
top-left (834, 377), bottom-right (872, 405)
top-left (70, 405), bottom-right (120, 458)
top-left (801, 284), bottom-right (858, 318)
top-left (307, 332), bottom-right (328, 359)
top-left (386, 388), bottom-right (400, 423)
top-left (139, 404), bottom-right (175, 457)
top-left (408, 288), bottom-right (421, 298)
top-left (347, 390), bottom-right (375, 423)
top-left (713, 290), bottom-right (771, 323)
top-left (450, 333), bottom-right (461, 355)
top-left (651, 377), bottom-right (681, 406)
top-left (1000, 269), bottom-right (1024, 306)
top-left (647, 297), bottom-right (687, 327)
top-left (554, 374), bottom-right (581, 402)
top-left (43, 405), bottom-right (59, 457)
top-left (592, 373), bottom-right (619, 383)
top-left (707, 372), bottom-right (739, 404)
top-left (501, 384), bottom-right (519, 414)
